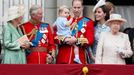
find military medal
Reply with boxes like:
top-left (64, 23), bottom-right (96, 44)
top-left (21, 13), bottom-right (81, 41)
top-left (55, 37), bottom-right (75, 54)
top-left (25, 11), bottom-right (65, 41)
top-left (41, 39), bottom-right (46, 44)
top-left (44, 28), bottom-right (48, 33)
top-left (81, 28), bottom-right (86, 33)
top-left (82, 21), bottom-right (87, 27)
top-left (40, 27), bottom-right (48, 33)
top-left (80, 28), bottom-right (86, 38)
top-left (43, 34), bottom-right (47, 39)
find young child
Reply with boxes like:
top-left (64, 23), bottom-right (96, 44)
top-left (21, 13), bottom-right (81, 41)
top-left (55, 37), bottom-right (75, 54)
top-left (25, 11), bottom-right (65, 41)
top-left (54, 5), bottom-right (82, 64)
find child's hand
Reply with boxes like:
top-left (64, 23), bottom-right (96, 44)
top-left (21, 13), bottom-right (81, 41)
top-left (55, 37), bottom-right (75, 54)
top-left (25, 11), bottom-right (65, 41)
top-left (70, 8), bottom-right (74, 18)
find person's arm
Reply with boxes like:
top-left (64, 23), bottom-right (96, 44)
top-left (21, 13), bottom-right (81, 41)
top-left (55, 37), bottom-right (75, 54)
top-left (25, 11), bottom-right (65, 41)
top-left (88, 47), bottom-right (95, 62)
top-left (64, 18), bottom-right (73, 27)
top-left (47, 25), bottom-right (56, 57)
top-left (119, 34), bottom-right (133, 58)
top-left (3, 25), bottom-right (21, 50)
top-left (95, 32), bottom-right (105, 64)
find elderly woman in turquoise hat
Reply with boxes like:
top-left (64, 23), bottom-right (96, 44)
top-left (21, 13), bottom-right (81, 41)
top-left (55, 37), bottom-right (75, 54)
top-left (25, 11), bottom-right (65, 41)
top-left (2, 5), bottom-right (30, 64)
top-left (95, 14), bottom-right (133, 64)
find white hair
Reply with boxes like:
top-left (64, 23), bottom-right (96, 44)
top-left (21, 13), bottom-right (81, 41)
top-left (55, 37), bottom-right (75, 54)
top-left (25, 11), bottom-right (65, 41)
top-left (29, 5), bottom-right (41, 15)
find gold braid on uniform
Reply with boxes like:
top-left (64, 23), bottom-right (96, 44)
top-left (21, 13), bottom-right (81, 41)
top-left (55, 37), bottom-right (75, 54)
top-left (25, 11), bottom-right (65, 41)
top-left (27, 28), bottom-right (37, 41)
top-left (22, 25), bottom-right (37, 41)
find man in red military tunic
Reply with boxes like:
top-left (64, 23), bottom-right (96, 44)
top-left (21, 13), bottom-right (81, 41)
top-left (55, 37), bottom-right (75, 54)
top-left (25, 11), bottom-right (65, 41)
top-left (54, 0), bottom-right (94, 64)
top-left (21, 5), bottom-right (55, 64)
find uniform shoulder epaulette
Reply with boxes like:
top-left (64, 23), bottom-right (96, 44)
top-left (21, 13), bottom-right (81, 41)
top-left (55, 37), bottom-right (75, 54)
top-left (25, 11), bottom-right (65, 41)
top-left (41, 22), bottom-right (49, 27)
top-left (85, 17), bottom-right (91, 20)
top-left (85, 17), bottom-right (94, 22)
top-left (42, 22), bottom-right (49, 25)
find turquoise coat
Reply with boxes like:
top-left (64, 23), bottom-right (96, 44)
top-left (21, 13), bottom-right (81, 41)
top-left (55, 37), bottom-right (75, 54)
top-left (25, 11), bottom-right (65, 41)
top-left (2, 23), bottom-right (26, 64)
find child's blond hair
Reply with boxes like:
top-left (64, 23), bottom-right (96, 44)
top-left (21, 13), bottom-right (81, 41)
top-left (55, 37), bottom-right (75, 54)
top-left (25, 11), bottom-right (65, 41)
top-left (58, 5), bottom-right (69, 15)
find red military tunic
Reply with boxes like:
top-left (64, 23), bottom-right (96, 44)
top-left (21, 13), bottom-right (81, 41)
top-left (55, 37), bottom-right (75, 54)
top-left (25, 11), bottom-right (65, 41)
top-left (54, 16), bottom-right (94, 64)
top-left (21, 21), bottom-right (55, 64)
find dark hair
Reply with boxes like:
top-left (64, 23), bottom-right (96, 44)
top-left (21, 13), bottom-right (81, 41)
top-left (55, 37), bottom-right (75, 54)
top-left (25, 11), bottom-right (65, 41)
top-left (94, 5), bottom-right (110, 26)
top-left (72, 0), bottom-right (83, 6)
top-left (106, 1), bottom-right (115, 12)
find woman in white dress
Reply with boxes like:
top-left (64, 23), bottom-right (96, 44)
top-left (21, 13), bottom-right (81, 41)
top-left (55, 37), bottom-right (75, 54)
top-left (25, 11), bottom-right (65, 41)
top-left (95, 14), bottom-right (133, 64)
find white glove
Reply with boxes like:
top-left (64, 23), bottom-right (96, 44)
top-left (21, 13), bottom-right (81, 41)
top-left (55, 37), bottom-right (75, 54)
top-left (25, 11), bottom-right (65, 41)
top-left (116, 47), bottom-right (125, 58)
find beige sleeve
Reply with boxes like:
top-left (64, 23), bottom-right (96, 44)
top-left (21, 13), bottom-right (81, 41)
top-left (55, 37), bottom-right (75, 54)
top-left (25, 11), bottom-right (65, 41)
top-left (121, 34), bottom-right (133, 58)
top-left (95, 32), bottom-right (105, 64)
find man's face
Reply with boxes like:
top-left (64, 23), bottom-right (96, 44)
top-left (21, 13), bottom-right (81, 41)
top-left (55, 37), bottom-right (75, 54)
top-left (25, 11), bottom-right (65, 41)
top-left (32, 8), bottom-right (43, 22)
top-left (72, 1), bottom-right (83, 18)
